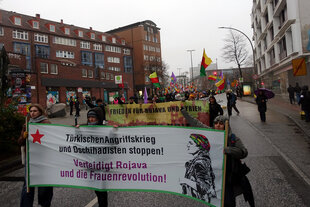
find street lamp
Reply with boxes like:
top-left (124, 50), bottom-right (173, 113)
top-left (218, 26), bottom-right (256, 80)
top-left (187, 49), bottom-right (195, 83)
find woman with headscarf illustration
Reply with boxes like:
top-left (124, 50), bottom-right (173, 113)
top-left (180, 133), bottom-right (216, 203)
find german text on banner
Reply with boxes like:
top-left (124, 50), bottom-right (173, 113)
top-left (28, 124), bottom-right (225, 206)
top-left (106, 100), bottom-right (210, 126)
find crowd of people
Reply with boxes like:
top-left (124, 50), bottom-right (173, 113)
top-left (18, 87), bottom-right (257, 207)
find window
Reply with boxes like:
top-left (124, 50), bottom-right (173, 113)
top-left (64, 28), bottom-right (70, 35)
top-left (107, 57), bottom-right (120, 63)
top-left (108, 66), bottom-right (121, 72)
top-left (106, 73), bottom-right (110, 80)
top-left (156, 47), bottom-right (160, 53)
top-left (105, 45), bottom-right (121, 53)
top-left (95, 53), bottom-right (104, 69)
top-left (35, 45), bottom-right (50, 58)
top-left (81, 51), bottom-right (92, 66)
top-left (13, 42), bottom-right (31, 69)
top-left (123, 49), bottom-right (130, 55)
top-left (88, 70), bottom-right (93, 78)
top-left (91, 33), bottom-right (95, 39)
top-left (124, 56), bottom-right (133, 73)
top-left (100, 72), bottom-right (105, 79)
top-left (78, 30), bottom-right (83, 37)
top-left (82, 69), bottom-right (87, 77)
top-left (56, 50), bottom-right (74, 59)
top-left (101, 35), bottom-right (106, 42)
top-left (112, 38), bottom-right (116, 43)
top-left (50, 64), bottom-right (58, 74)
top-left (49, 25), bottom-right (55, 32)
top-left (14, 17), bottom-right (21, 25)
top-left (149, 46), bottom-right (155, 52)
top-left (157, 57), bottom-right (161, 62)
top-left (0, 26), bottom-right (4, 36)
top-left (143, 45), bottom-right (148, 51)
top-left (110, 74), bottom-right (114, 81)
top-left (34, 33), bottom-right (48, 43)
top-left (53, 36), bottom-right (76, 46)
top-left (144, 55), bottom-right (149, 61)
top-left (40, 62), bottom-right (48, 73)
top-left (14, 42), bottom-right (30, 56)
top-left (80, 41), bottom-right (90, 49)
top-left (93, 43), bottom-right (102, 51)
top-left (13, 30), bottom-right (28, 40)
top-left (121, 40), bottom-right (125, 45)
top-left (150, 56), bottom-right (155, 61)
top-left (33, 21), bottom-right (39, 29)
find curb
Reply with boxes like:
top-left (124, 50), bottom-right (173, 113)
top-left (240, 98), bottom-right (310, 140)
top-left (0, 155), bottom-right (23, 177)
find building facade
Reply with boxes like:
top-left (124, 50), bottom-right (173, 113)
top-left (0, 9), bottom-right (134, 107)
top-left (107, 20), bottom-right (162, 95)
top-left (251, 0), bottom-right (310, 95)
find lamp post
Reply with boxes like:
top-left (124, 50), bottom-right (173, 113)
top-left (218, 26), bottom-right (256, 82)
top-left (187, 49), bottom-right (195, 83)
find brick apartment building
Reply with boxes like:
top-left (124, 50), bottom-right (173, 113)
top-left (107, 20), bottom-right (162, 95)
top-left (0, 9), bottom-right (134, 107)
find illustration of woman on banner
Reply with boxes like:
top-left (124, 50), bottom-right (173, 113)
top-left (180, 133), bottom-right (216, 203)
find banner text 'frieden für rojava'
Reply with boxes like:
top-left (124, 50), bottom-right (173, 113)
top-left (106, 100), bottom-right (210, 126)
top-left (28, 124), bottom-right (224, 207)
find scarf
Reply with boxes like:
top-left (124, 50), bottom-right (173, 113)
top-left (29, 115), bottom-right (48, 123)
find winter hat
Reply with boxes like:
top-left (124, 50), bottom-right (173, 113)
top-left (190, 134), bottom-right (210, 152)
top-left (213, 115), bottom-right (229, 124)
top-left (87, 110), bottom-right (98, 118)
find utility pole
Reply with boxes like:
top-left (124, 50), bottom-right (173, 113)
top-left (187, 50), bottom-right (195, 83)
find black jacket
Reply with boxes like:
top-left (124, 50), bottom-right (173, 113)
top-left (209, 102), bottom-right (223, 127)
top-left (255, 94), bottom-right (267, 112)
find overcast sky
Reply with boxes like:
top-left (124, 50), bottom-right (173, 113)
top-left (0, 0), bottom-right (253, 76)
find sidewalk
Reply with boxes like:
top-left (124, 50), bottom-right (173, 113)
top-left (0, 107), bottom-right (89, 176)
top-left (240, 94), bottom-right (310, 140)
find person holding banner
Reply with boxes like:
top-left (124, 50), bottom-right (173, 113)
top-left (18, 104), bottom-right (54, 207)
top-left (181, 108), bottom-right (254, 207)
top-left (76, 107), bottom-right (108, 207)
top-left (209, 96), bottom-right (224, 127)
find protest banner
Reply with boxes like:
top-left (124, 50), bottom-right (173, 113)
top-left (106, 100), bottom-right (210, 126)
top-left (27, 124), bottom-right (225, 206)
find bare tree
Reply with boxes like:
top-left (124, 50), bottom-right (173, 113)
top-left (222, 30), bottom-right (249, 78)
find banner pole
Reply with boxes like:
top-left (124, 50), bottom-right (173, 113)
top-left (25, 115), bottom-right (30, 193)
top-left (221, 120), bottom-right (229, 206)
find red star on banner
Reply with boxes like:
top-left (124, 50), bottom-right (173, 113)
top-left (31, 129), bottom-right (44, 144)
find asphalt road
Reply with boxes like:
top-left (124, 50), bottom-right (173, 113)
top-left (0, 99), bottom-right (309, 207)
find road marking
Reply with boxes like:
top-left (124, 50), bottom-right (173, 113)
top-left (245, 118), bottom-right (310, 186)
top-left (85, 197), bottom-right (97, 207)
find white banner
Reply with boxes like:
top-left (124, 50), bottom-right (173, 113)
top-left (27, 124), bottom-right (225, 206)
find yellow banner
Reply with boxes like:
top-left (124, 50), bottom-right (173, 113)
top-left (292, 58), bottom-right (307, 76)
top-left (106, 101), bottom-right (209, 126)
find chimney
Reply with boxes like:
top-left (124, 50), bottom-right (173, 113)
top-left (36, 14), bottom-right (40, 19)
top-left (90, 27), bottom-right (92, 30)
top-left (61, 19), bottom-right (63, 24)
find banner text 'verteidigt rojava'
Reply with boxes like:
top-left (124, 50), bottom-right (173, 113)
top-left (106, 100), bottom-right (210, 126)
top-left (28, 124), bottom-right (224, 206)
